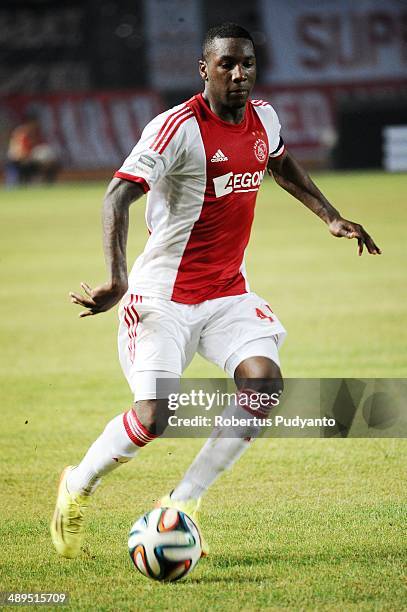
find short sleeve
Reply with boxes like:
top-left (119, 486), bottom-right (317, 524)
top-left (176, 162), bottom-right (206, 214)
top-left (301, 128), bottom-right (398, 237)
top-left (252, 101), bottom-right (285, 159)
top-left (268, 108), bottom-right (285, 158)
top-left (114, 104), bottom-right (194, 192)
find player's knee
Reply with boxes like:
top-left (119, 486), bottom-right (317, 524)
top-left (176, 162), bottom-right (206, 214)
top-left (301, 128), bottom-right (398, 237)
top-left (133, 399), bottom-right (170, 436)
top-left (234, 356), bottom-right (284, 397)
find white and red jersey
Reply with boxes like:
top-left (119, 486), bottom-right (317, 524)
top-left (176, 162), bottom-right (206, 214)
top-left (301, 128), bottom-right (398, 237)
top-left (114, 93), bottom-right (285, 304)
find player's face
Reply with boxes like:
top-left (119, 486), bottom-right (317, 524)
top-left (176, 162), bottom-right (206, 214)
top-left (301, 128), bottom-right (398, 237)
top-left (200, 38), bottom-right (256, 109)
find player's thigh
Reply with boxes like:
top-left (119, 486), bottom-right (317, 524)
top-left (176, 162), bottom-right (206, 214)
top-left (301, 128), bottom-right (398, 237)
top-left (118, 294), bottom-right (196, 396)
top-left (198, 292), bottom-right (287, 376)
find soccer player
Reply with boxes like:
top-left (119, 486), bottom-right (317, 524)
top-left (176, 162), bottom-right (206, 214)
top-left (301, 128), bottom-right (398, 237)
top-left (51, 23), bottom-right (381, 558)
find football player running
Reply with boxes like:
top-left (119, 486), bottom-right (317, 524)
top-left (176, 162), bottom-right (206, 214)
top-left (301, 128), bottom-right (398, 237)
top-left (51, 23), bottom-right (381, 559)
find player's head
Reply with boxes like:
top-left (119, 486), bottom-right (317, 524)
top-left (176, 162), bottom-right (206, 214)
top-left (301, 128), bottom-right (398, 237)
top-left (199, 23), bottom-right (256, 109)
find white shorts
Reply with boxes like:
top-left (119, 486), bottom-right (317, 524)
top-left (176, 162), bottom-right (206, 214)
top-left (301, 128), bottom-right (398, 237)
top-left (118, 292), bottom-right (287, 399)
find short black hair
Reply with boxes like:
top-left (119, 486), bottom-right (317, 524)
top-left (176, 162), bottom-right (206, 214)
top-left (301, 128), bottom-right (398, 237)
top-left (202, 22), bottom-right (255, 59)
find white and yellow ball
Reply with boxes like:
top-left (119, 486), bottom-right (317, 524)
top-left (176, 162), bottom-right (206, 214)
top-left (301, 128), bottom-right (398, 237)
top-left (128, 507), bottom-right (202, 582)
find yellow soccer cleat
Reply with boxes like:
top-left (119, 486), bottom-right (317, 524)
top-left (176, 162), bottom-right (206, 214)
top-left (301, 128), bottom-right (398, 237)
top-left (157, 494), bottom-right (210, 556)
top-left (50, 466), bottom-right (90, 559)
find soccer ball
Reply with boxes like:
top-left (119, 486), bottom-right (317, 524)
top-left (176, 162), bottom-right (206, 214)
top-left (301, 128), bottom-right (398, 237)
top-left (128, 507), bottom-right (202, 581)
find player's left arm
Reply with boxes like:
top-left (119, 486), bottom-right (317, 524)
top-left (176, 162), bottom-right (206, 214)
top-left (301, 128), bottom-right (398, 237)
top-left (268, 150), bottom-right (381, 256)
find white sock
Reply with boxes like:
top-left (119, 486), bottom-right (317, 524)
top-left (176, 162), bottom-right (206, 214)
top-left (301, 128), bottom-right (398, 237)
top-left (172, 391), bottom-right (270, 501)
top-left (67, 408), bottom-right (157, 495)
top-left (171, 436), bottom-right (251, 501)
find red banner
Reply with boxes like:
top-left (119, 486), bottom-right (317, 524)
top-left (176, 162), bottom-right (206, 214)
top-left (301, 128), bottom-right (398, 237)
top-left (0, 90), bottom-right (164, 169)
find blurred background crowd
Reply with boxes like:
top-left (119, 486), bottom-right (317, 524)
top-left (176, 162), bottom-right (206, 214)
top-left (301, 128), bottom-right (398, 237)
top-left (1, 0), bottom-right (407, 185)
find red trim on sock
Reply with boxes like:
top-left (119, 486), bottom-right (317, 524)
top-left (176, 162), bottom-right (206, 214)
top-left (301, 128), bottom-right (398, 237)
top-left (130, 409), bottom-right (156, 439)
top-left (237, 388), bottom-right (276, 417)
top-left (123, 409), bottom-right (158, 447)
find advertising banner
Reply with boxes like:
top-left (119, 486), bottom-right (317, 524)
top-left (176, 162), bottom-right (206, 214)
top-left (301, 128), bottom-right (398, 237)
top-left (1, 90), bottom-right (163, 169)
top-left (258, 0), bottom-right (407, 161)
top-left (259, 0), bottom-right (407, 85)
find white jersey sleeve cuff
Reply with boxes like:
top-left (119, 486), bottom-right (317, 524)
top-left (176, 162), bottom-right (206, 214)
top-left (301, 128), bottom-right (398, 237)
top-left (269, 137), bottom-right (285, 159)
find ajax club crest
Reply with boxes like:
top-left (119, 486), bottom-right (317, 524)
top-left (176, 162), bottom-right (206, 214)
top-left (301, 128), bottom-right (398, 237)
top-left (253, 138), bottom-right (267, 162)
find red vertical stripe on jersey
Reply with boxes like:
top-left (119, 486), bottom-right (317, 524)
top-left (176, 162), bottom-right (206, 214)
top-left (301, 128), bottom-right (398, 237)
top-left (170, 96), bottom-right (268, 304)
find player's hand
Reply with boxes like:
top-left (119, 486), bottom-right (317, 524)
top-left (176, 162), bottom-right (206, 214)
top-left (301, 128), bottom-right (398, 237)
top-left (328, 218), bottom-right (382, 256)
top-left (70, 281), bottom-right (127, 317)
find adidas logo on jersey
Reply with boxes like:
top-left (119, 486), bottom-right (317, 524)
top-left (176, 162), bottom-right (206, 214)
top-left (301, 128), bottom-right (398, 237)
top-left (211, 149), bottom-right (228, 162)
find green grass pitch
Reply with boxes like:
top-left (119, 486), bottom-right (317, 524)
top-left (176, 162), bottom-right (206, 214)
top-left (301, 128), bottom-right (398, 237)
top-left (0, 172), bottom-right (406, 610)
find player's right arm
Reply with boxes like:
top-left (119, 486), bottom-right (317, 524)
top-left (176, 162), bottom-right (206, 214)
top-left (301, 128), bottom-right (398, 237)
top-left (70, 178), bottom-right (144, 317)
top-left (70, 104), bottom-right (189, 317)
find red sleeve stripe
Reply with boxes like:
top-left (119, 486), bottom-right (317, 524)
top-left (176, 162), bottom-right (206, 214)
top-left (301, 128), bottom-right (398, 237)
top-left (151, 108), bottom-right (193, 154)
top-left (154, 111), bottom-right (193, 154)
top-left (151, 105), bottom-right (189, 150)
top-left (151, 105), bottom-right (188, 148)
top-left (251, 99), bottom-right (270, 107)
top-left (114, 172), bottom-right (150, 192)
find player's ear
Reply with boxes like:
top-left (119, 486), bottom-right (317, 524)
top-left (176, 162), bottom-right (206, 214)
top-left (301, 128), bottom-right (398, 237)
top-left (198, 59), bottom-right (208, 82)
